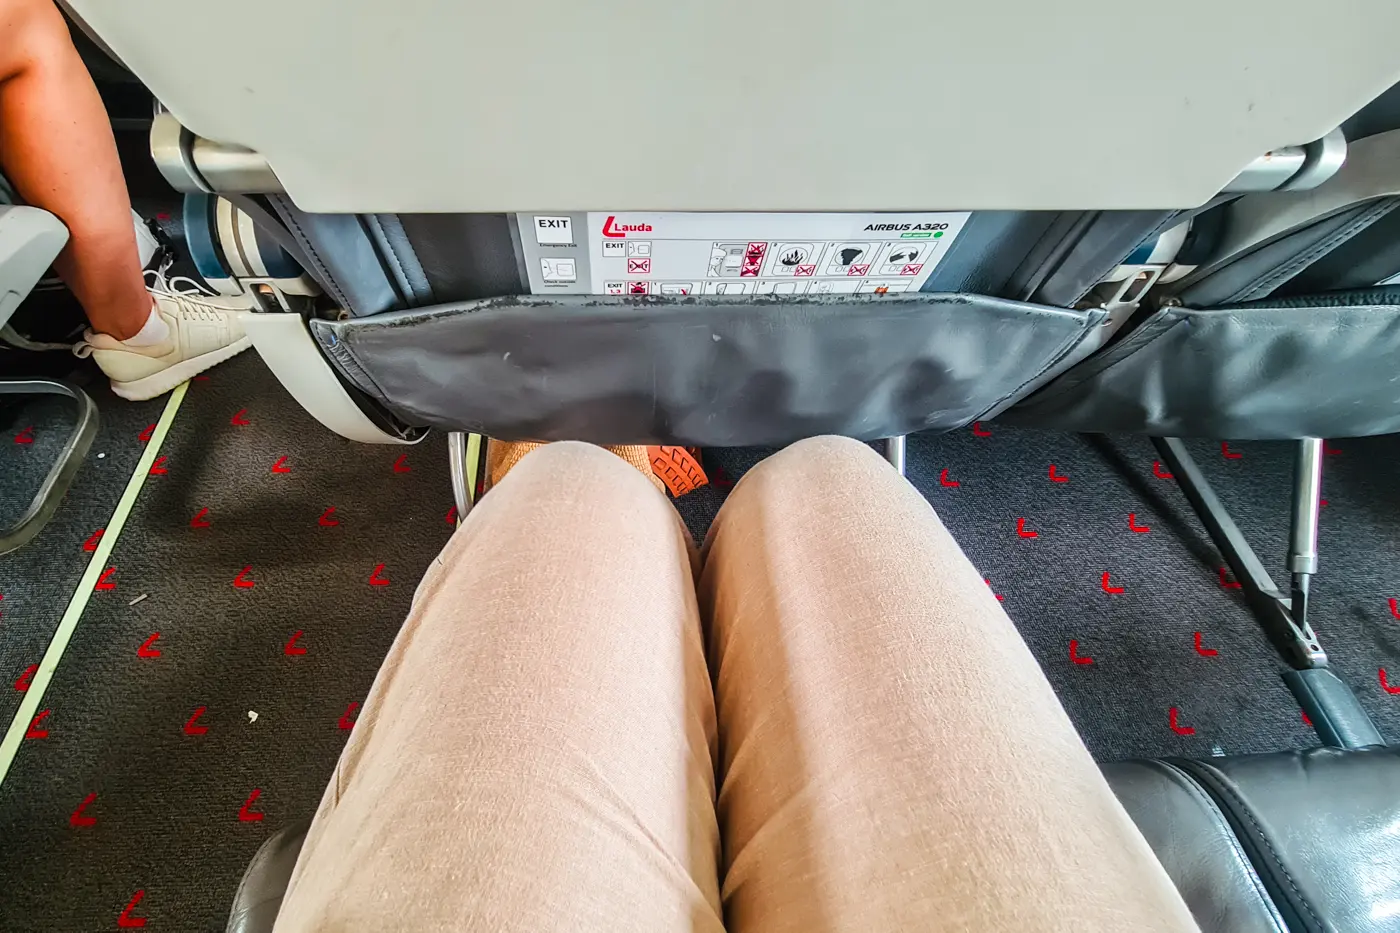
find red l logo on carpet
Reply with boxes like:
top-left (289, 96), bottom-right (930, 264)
top-left (1381, 669), bottom-right (1400, 695)
top-left (1048, 464), bottom-right (1069, 483)
top-left (1015, 518), bottom-right (1038, 539)
top-left (1221, 442), bottom-right (1242, 460)
top-left (230, 409), bottom-right (252, 426)
top-left (392, 454), bottom-right (412, 474)
top-left (233, 566), bottom-right (256, 589)
top-left (148, 456), bottom-right (169, 475)
top-left (137, 633), bottom-right (162, 659)
top-left (971, 422), bottom-right (992, 437)
top-left (1152, 460), bottom-right (1174, 479)
top-left (137, 423), bottom-right (155, 443)
top-left (82, 528), bottom-right (104, 551)
top-left (184, 705), bottom-right (209, 736)
top-left (368, 564), bottom-right (391, 587)
top-left (95, 567), bottom-right (117, 591)
top-left (14, 663), bottom-right (36, 692)
top-left (271, 456), bottom-right (291, 474)
top-left (26, 709), bottom-right (50, 739)
top-left (118, 890), bottom-right (148, 928)
top-left (70, 792), bottom-right (98, 827)
top-left (338, 701), bottom-right (360, 730)
top-left (14, 425), bottom-right (34, 445)
top-left (190, 507), bottom-right (211, 529)
top-left (1169, 707), bottom-right (1195, 735)
top-left (1069, 640), bottom-right (1094, 665)
top-left (1219, 567), bottom-right (1242, 589)
top-left (284, 630), bottom-right (307, 656)
top-left (239, 789), bottom-right (266, 822)
top-left (1101, 572), bottom-right (1125, 594)
top-left (939, 469), bottom-right (960, 488)
top-left (1194, 631), bottom-right (1219, 657)
top-left (1389, 598), bottom-right (1400, 621)
top-left (318, 507), bottom-right (340, 527)
top-left (1127, 513), bottom-right (1151, 533)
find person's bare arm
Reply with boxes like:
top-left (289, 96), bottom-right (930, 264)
top-left (0, 0), bottom-right (150, 338)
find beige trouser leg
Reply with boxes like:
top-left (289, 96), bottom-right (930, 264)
top-left (700, 436), bottom-right (1199, 933)
top-left (275, 442), bottom-right (724, 933)
top-left (277, 437), bottom-right (1197, 933)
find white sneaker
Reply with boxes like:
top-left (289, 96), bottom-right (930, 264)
top-left (78, 268), bottom-right (254, 400)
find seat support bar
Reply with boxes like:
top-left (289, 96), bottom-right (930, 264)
top-left (1152, 436), bottom-right (1326, 669)
top-left (0, 379), bottom-right (98, 555)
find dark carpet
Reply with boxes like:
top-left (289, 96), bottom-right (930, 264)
top-left (0, 363), bottom-right (164, 729)
top-left (1, 357), bottom-right (1397, 930)
top-left (1185, 434), bottom-right (1400, 743)
top-left (0, 353), bottom-right (453, 932)
top-left (681, 429), bottom-right (1400, 761)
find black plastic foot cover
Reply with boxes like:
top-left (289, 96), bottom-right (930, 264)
top-left (1285, 668), bottom-right (1385, 749)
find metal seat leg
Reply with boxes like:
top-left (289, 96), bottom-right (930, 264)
top-left (1151, 435), bottom-right (1386, 749)
top-left (1152, 436), bottom-right (1326, 668)
top-left (1288, 437), bottom-right (1323, 633)
top-left (0, 379), bottom-right (98, 555)
top-left (885, 435), bottom-right (906, 475)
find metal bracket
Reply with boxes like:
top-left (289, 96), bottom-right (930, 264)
top-left (1278, 128), bottom-right (1349, 192)
top-left (150, 111), bottom-right (284, 196)
top-left (447, 431), bottom-right (483, 523)
top-left (0, 379), bottom-right (98, 555)
top-left (1222, 128), bottom-right (1348, 194)
top-left (1097, 265), bottom-right (1166, 330)
top-left (448, 431), bottom-right (471, 522)
top-left (1152, 437), bottom-right (1326, 668)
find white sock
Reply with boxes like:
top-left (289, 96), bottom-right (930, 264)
top-left (121, 303), bottom-right (171, 348)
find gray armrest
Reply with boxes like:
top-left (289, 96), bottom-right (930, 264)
top-left (0, 205), bottom-right (69, 327)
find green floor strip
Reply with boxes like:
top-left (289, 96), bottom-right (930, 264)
top-left (0, 382), bottom-right (188, 785)
top-left (466, 433), bottom-right (482, 505)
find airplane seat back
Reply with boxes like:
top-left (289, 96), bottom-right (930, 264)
top-left (58, 0), bottom-right (1400, 446)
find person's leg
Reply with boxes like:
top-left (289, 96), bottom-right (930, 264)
top-left (700, 436), bottom-right (1198, 933)
top-left (0, 0), bottom-right (150, 339)
top-left (275, 443), bottom-right (723, 933)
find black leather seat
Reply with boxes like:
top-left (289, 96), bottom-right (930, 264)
top-left (227, 747), bottom-right (1400, 933)
top-left (1105, 748), bottom-right (1400, 933)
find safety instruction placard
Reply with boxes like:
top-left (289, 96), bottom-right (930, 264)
top-left (516, 212), bottom-right (971, 297)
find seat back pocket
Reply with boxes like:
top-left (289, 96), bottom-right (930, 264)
top-left (1009, 289), bottom-right (1400, 438)
top-left (312, 293), bottom-right (1106, 447)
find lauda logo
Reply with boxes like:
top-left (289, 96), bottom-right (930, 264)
top-left (602, 215), bottom-right (653, 238)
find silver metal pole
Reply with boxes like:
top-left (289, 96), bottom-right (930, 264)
top-left (885, 435), bottom-right (906, 476)
top-left (447, 431), bottom-right (471, 523)
top-left (1288, 437), bottom-right (1324, 627)
top-left (1154, 436), bottom-right (1326, 667)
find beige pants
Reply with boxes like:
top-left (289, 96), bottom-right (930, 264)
top-left (274, 438), bottom-right (1198, 933)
